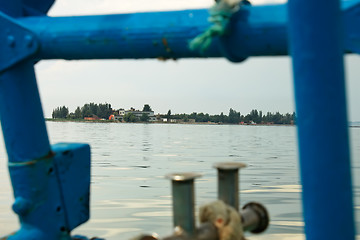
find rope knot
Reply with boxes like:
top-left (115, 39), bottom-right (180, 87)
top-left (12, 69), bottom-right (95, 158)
top-left (189, 0), bottom-right (245, 54)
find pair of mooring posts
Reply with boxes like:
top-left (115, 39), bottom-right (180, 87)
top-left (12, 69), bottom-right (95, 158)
top-left (140, 162), bottom-right (269, 240)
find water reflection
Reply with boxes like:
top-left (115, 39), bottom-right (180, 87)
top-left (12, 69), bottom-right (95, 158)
top-left (242, 185), bottom-right (302, 193)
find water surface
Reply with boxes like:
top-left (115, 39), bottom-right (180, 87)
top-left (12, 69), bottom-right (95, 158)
top-left (0, 122), bottom-right (359, 239)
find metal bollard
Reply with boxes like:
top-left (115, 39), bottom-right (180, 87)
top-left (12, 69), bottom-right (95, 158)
top-left (214, 162), bottom-right (246, 210)
top-left (165, 172), bottom-right (202, 236)
top-left (150, 165), bottom-right (269, 240)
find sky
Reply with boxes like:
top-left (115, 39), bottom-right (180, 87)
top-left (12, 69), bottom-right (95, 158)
top-left (35, 0), bottom-right (360, 121)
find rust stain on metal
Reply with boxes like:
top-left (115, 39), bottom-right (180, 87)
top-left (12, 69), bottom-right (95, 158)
top-left (157, 56), bottom-right (177, 62)
top-left (0, 232), bottom-right (16, 239)
top-left (162, 38), bottom-right (172, 53)
top-left (8, 151), bottom-right (55, 167)
top-left (44, 150), bottom-right (56, 159)
top-left (157, 56), bottom-right (168, 61)
top-left (159, 38), bottom-right (177, 61)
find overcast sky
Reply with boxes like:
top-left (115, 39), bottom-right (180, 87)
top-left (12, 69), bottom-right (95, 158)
top-left (35, 0), bottom-right (360, 121)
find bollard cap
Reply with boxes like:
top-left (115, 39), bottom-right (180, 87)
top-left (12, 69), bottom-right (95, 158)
top-left (165, 172), bottom-right (202, 181)
top-left (213, 162), bottom-right (246, 170)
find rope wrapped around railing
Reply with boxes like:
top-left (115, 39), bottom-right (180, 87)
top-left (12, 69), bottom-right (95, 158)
top-left (189, 0), bottom-right (248, 53)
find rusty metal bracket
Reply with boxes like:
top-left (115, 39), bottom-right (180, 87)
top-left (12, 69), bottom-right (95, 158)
top-left (0, 11), bottom-right (39, 73)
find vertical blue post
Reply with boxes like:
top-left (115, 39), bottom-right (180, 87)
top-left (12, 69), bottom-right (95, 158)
top-left (288, 0), bottom-right (355, 239)
top-left (0, 61), bottom-right (51, 163)
top-left (0, 0), bottom-right (50, 164)
top-left (0, 1), bottom-right (58, 238)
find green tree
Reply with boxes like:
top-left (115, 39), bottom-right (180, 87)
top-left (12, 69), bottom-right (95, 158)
top-left (52, 106), bottom-right (69, 119)
top-left (89, 102), bottom-right (98, 116)
top-left (220, 112), bottom-right (225, 123)
top-left (195, 113), bottom-right (210, 122)
top-left (97, 103), bottom-right (112, 119)
top-left (228, 108), bottom-right (240, 124)
top-left (189, 112), bottom-right (197, 120)
top-left (273, 112), bottom-right (282, 124)
top-left (78, 102), bottom-right (112, 119)
top-left (81, 104), bottom-right (92, 117)
top-left (52, 108), bottom-right (57, 119)
top-left (292, 112), bottom-right (296, 124)
top-left (167, 110), bottom-right (171, 120)
top-left (140, 113), bottom-right (150, 122)
top-left (250, 109), bottom-right (260, 123)
top-left (123, 113), bottom-right (137, 122)
top-left (142, 104), bottom-right (152, 112)
top-left (263, 112), bottom-right (273, 123)
top-left (61, 106), bottom-right (69, 118)
top-left (68, 112), bottom-right (75, 119)
top-left (74, 107), bottom-right (82, 119)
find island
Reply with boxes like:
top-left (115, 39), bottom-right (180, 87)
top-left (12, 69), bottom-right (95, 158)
top-left (50, 103), bottom-right (296, 125)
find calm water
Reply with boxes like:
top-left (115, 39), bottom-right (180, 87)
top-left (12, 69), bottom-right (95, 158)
top-left (0, 122), bottom-right (359, 239)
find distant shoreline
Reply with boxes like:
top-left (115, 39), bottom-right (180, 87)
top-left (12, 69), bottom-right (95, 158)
top-left (45, 118), bottom-right (297, 126)
top-left (45, 118), bottom-right (360, 127)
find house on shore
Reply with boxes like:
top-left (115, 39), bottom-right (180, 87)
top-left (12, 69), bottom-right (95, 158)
top-left (116, 108), bottom-right (156, 122)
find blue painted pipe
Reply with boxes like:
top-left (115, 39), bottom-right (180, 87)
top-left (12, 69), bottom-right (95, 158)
top-left (0, 0), bottom-right (50, 163)
top-left (0, 0), bottom-right (22, 17)
top-left (288, 0), bottom-right (356, 239)
top-left (17, 4), bottom-right (288, 61)
top-left (0, 1), bottom-right (61, 239)
top-left (0, 61), bottom-right (51, 162)
top-left (15, 1), bottom-right (360, 62)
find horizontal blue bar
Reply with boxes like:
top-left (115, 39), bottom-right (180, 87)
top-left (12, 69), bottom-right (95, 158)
top-left (17, 4), bottom-right (288, 61)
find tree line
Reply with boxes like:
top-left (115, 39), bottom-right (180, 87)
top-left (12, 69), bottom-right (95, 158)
top-left (52, 106), bottom-right (69, 119)
top-left (52, 103), bottom-right (112, 120)
top-left (52, 103), bottom-right (296, 125)
top-left (162, 109), bottom-right (296, 125)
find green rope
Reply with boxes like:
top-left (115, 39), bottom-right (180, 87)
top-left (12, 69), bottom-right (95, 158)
top-left (189, 0), bottom-right (239, 54)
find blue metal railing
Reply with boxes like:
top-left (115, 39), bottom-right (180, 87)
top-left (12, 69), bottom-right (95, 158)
top-left (0, 0), bottom-right (357, 239)
top-left (288, 0), bottom-right (355, 239)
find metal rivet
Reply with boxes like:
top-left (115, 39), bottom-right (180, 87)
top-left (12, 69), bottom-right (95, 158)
top-left (7, 35), bottom-right (15, 48)
top-left (12, 197), bottom-right (32, 216)
top-left (24, 35), bottom-right (34, 48)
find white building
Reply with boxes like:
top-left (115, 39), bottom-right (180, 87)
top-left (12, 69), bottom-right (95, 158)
top-left (116, 108), bottom-right (156, 122)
